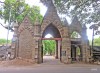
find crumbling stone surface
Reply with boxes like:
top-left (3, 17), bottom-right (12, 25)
top-left (11, 0), bottom-right (90, 64)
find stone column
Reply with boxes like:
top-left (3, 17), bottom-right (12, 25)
top-left (81, 24), bottom-right (90, 63)
top-left (60, 26), bottom-right (71, 63)
top-left (82, 41), bottom-right (90, 63)
top-left (34, 21), bottom-right (41, 63)
top-left (61, 38), bottom-right (71, 63)
top-left (11, 22), bottom-right (19, 59)
top-left (58, 40), bottom-right (61, 59)
top-left (71, 45), bottom-right (76, 61)
top-left (55, 40), bottom-right (58, 59)
top-left (38, 39), bottom-right (43, 63)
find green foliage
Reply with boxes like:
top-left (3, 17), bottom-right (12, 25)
top-left (41, 0), bottom-right (100, 25)
top-left (54, 0), bottom-right (100, 25)
top-left (89, 37), bottom-right (100, 46)
top-left (76, 47), bottom-right (81, 55)
top-left (0, 0), bottom-right (43, 25)
top-left (42, 40), bottom-right (56, 55)
top-left (71, 31), bottom-right (81, 38)
top-left (0, 39), bottom-right (11, 45)
top-left (93, 37), bottom-right (100, 46)
top-left (28, 6), bottom-right (43, 24)
top-left (2, 0), bottom-right (26, 23)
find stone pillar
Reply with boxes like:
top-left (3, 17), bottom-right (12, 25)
top-left (60, 26), bottom-right (71, 63)
top-left (55, 40), bottom-right (58, 59)
top-left (81, 24), bottom-right (90, 63)
top-left (81, 42), bottom-right (86, 62)
top-left (34, 38), bottom-right (39, 63)
top-left (38, 39), bottom-right (43, 63)
top-left (82, 41), bottom-right (90, 63)
top-left (71, 46), bottom-right (76, 61)
top-left (11, 22), bottom-right (19, 59)
top-left (61, 38), bottom-right (71, 63)
top-left (85, 43), bottom-right (90, 63)
top-left (58, 40), bottom-right (61, 59)
top-left (34, 21), bottom-right (41, 63)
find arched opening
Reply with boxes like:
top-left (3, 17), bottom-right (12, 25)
top-left (41, 23), bottom-right (62, 63)
top-left (71, 31), bottom-right (82, 62)
top-left (71, 31), bottom-right (81, 38)
top-left (42, 24), bottom-right (61, 38)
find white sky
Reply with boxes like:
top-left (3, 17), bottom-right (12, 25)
top-left (45, 34), bottom-right (53, 38)
top-left (0, 0), bottom-right (99, 40)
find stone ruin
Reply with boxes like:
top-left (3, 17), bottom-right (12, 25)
top-left (0, 45), bottom-right (11, 60)
top-left (10, 0), bottom-right (91, 64)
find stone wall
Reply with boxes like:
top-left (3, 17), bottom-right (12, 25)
top-left (18, 29), bottom-right (34, 59)
top-left (16, 16), bottom-right (35, 61)
top-left (11, 0), bottom-right (90, 64)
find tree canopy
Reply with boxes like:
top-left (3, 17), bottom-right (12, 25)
top-left (41, 0), bottom-right (100, 25)
top-left (0, 0), bottom-right (43, 31)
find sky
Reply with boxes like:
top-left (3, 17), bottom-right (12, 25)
top-left (0, 0), bottom-right (98, 40)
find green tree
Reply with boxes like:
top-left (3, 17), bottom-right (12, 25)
top-left (0, 39), bottom-right (11, 45)
top-left (42, 40), bottom-right (56, 55)
top-left (71, 31), bottom-right (81, 38)
top-left (92, 37), bottom-right (100, 46)
top-left (28, 6), bottom-right (43, 24)
top-left (41, 0), bottom-right (100, 26)
top-left (0, 0), bottom-right (43, 30)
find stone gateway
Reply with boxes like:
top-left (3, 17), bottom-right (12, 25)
top-left (11, 0), bottom-right (91, 64)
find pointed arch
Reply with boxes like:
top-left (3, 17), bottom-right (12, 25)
top-left (42, 23), bottom-right (61, 38)
top-left (71, 31), bottom-right (81, 38)
top-left (17, 16), bottom-right (35, 59)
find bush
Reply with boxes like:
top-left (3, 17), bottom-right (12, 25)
top-left (0, 39), bottom-right (11, 45)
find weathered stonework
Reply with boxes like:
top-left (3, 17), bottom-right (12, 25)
top-left (13, 17), bottom-right (35, 62)
top-left (11, 0), bottom-right (91, 64)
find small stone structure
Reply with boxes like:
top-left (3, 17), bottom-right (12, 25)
top-left (11, 0), bottom-right (91, 64)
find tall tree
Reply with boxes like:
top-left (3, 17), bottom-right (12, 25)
top-left (0, 0), bottom-right (43, 31)
top-left (41, 0), bottom-right (100, 25)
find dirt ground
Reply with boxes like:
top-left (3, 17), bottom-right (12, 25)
top-left (0, 56), bottom-right (99, 67)
top-left (0, 58), bottom-right (36, 67)
top-left (0, 56), bottom-right (100, 73)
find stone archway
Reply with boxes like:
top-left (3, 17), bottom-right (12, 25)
top-left (42, 23), bottom-right (61, 38)
top-left (37, 0), bottom-right (71, 64)
top-left (12, 0), bottom-right (72, 64)
top-left (41, 23), bottom-right (62, 62)
top-left (70, 31), bottom-right (83, 62)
